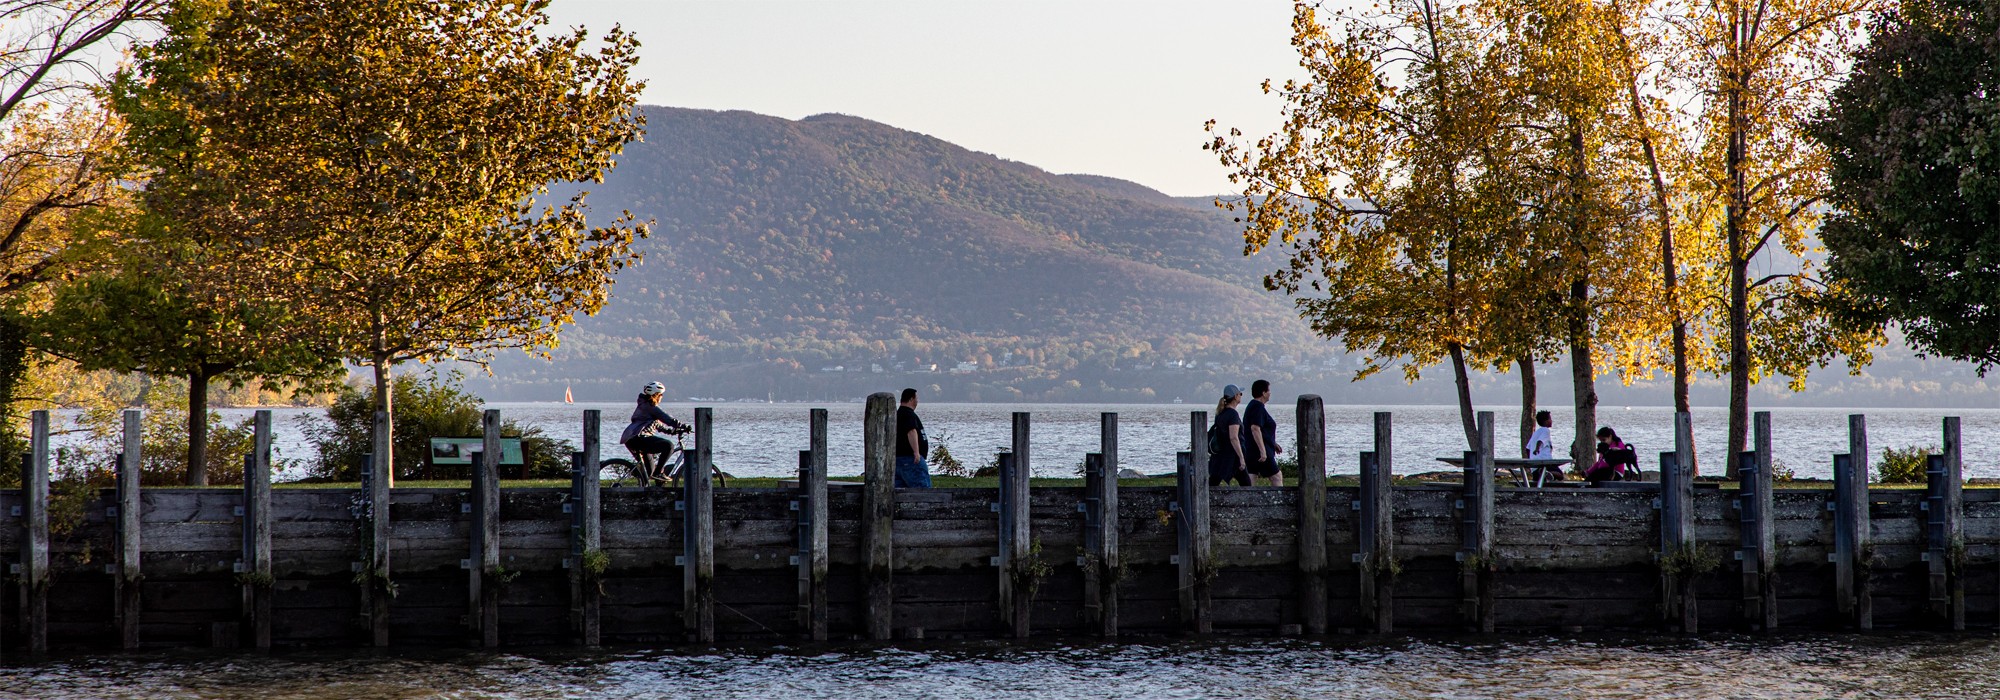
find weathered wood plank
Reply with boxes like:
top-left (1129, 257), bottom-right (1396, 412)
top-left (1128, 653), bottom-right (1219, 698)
top-left (1065, 414), bottom-right (1116, 637)
top-left (473, 410), bottom-right (503, 647)
top-left (800, 408), bottom-right (829, 640)
top-left (1357, 412), bottom-right (1394, 634)
top-left (1743, 412), bottom-right (1777, 631)
top-left (1459, 412), bottom-right (1495, 633)
top-left (244, 411), bottom-right (274, 649)
top-left (366, 411), bottom-right (393, 646)
top-left (576, 409), bottom-right (603, 646)
top-left (117, 410), bottom-right (143, 650)
top-left (1295, 395), bottom-right (1326, 635)
top-left (1848, 414), bottom-right (1873, 630)
top-left (138, 491), bottom-right (245, 524)
top-left (24, 411), bottom-right (52, 654)
top-left (1834, 452), bottom-right (1863, 628)
top-left (1096, 414), bottom-right (1123, 640)
top-left (1000, 412), bottom-right (1031, 638)
top-left (863, 392), bottom-right (896, 640)
top-left (683, 407), bottom-right (717, 643)
top-left (1932, 417), bottom-right (1964, 630)
top-left (1665, 413), bottom-right (1696, 633)
top-left (1177, 411), bottom-right (1212, 634)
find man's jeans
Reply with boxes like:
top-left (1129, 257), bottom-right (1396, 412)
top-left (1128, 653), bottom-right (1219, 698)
top-left (895, 456), bottom-right (932, 488)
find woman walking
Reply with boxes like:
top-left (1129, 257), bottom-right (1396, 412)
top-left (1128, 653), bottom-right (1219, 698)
top-left (1208, 384), bottom-right (1249, 487)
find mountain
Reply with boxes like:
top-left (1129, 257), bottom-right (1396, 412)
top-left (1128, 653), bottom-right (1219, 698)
top-left (461, 106), bottom-right (2000, 409)
top-left (473, 107), bottom-right (1336, 402)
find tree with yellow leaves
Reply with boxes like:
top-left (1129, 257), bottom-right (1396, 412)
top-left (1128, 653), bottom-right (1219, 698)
top-left (0, 0), bottom-right (163, 452)
top-left (1207, 0), bottom-right (1539, 449)
top-left (1680, 0), bottom-right (1885, 463)
top-left (113, 0), bottom-right (649, 480)
top-left (1486, 0), bottom-right (1666, 465)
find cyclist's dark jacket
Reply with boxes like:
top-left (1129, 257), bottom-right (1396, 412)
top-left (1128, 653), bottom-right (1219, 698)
top-left (620, 402), bottom-right (685, 445)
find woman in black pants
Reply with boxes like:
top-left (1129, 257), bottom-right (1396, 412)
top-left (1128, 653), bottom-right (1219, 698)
top-left (1208, 384), bottom-right (1249, 487)
top-left (620, 381), bottom-right (687, 459)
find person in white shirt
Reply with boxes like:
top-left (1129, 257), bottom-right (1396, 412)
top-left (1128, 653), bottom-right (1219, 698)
top-left (1525, 410), bottom-right (1554, 459)
top-left (1524, 410), bottom-right (1561, 482)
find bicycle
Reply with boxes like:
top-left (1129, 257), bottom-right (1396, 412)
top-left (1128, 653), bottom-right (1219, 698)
top-left (598, 426), bottom-right (727, 488)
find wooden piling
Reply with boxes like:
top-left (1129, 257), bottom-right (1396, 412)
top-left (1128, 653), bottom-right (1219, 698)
top-left (684, 407), bottom-right (716, 643)
top-left (998, 412), bottom-right (1032, 638)
top-left (1929, 417), bottom-right (1964, 630)
top-left (862, 392), bottom-right (896, 640)
top-left (1832, 452), bottom-right (1872, 629)
top-left (1847, 414), bottom-right (1873, 630)
top-left (1832, 452), bottom-right (1857, 624)
top-left (367, 410), bottom-right (392, 646)
top-left (1944, 417), bottom-right (1965, 631)
top-left (468, 410), bottom-right (501, 647)
top-left (243, 411), bottom-right (274, 649)
top-left (1082, 452), bottom-right (1103, 619)
top-left (1358, 412), bottom-right (1394, 634)
top-left (799, 408), bottom-right (829, 641)
top-left (1848, 410), bottom-right (1864, 628)
top-left (574, 409), bottom-right (602, 646)
top-left (1177, 410), bottom-right (1213, 634)
top-left (1459, 412), bottom-right (1495, 634)
top-left (1087, 412), bottom-right (1119, 637)
top-left (116, 410), bottom-right (143, 650)
top-left (24, 410), bottom-right (50, 654)
top-left (1658, 412), bottom-right (1697, 634)
top-left (1295, 395), bottom-right (1327, 635)
top-left (1744, 411), bottom-right (1776, 631)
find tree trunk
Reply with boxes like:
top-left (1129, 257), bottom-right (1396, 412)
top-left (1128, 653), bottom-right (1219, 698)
top-left (372, 353), bottom-right (394, 486)
top-left (1564, 122), bottom-right (1598, 470)
top-left (187, 369), bottom-right (210, 486)
top-left (1619, 39), bottom-right (1696, 466)
top-left (1608, 0), bottom-right (1707, 471)
top-left (1518, 356), bottom-right (1537, 457)
top-left (1570, 281), bottom-right (1598, 469)
top-left (1448, 342), bottom-right (1478, 450)
top-left (1725, 44), bottom-right (1750, 474)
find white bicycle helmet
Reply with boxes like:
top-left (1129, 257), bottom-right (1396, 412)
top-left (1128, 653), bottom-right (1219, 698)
top-left (642, 381), bottom-right (666, 396)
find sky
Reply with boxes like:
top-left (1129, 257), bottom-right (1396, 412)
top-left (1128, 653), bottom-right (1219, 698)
top-left (542, 0), bottom-right (1306, 197)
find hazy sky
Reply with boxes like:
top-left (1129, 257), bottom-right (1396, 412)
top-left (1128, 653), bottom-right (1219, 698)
top-left (542, 1), bottom-right (1305, 197)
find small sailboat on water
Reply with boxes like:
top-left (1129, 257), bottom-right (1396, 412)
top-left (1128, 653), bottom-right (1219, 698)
top-left (564, 385), bottom-right (574, 404)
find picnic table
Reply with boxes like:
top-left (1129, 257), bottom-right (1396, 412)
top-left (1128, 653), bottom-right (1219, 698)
top-left (1436, 456), bottom-right (1574, 488)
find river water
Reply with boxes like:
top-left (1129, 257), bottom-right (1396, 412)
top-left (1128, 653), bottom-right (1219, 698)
top-left (130, 402), bottom-right (2000, 481)
top-left (5, 634), bottom-right (1998, 698)
top-left (180, 402), bottom-right (2000, 481)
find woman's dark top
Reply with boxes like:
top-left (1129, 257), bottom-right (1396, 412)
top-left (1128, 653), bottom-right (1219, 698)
top-left (1241, 399), bottom-right (1277, 462)
top-left (1208, 407), bottom-right (1243, 476)
top-left (620, 401), bottom-right (684, 445)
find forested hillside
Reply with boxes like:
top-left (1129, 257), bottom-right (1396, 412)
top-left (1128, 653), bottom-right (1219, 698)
top-left (480, 107), bottom-right (1336, 401)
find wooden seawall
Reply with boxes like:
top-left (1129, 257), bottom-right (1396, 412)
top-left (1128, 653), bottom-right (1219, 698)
top-left (0, 398), bottom-right (1992, 652)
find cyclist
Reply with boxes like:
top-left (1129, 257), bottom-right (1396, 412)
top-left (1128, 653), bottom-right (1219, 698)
top-left (620, 382), bottom-right (688, 473)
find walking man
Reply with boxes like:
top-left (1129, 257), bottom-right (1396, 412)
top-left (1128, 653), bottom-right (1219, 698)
top-left (895, 388), bottom-right (932, 488)
top-left (1242, 380), bottom-right (1282, 486)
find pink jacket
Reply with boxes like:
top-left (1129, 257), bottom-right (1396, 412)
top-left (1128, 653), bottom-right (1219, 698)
top-left (1590, 439), bottom-right (1630, 475)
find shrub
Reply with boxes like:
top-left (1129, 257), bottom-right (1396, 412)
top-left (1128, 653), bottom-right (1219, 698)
top-left (300, 369), bottom-right (572, 481)
top-left (1276, 453), bottom-right (1300, 479)
top-left (73, 392), bottom-right (258, 486)
top-left (1771, 461), bottom-right (1798, 483)
top-left (1877, 445), bottom-right (1935, 484)
top-left (928, 429), bottom-right (968, 478)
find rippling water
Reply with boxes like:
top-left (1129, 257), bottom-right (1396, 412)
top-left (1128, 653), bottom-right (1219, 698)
top-left (6, 634), bottom-right (1998, 698)
top-left (48, 402), bottom-right (2000, 481)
